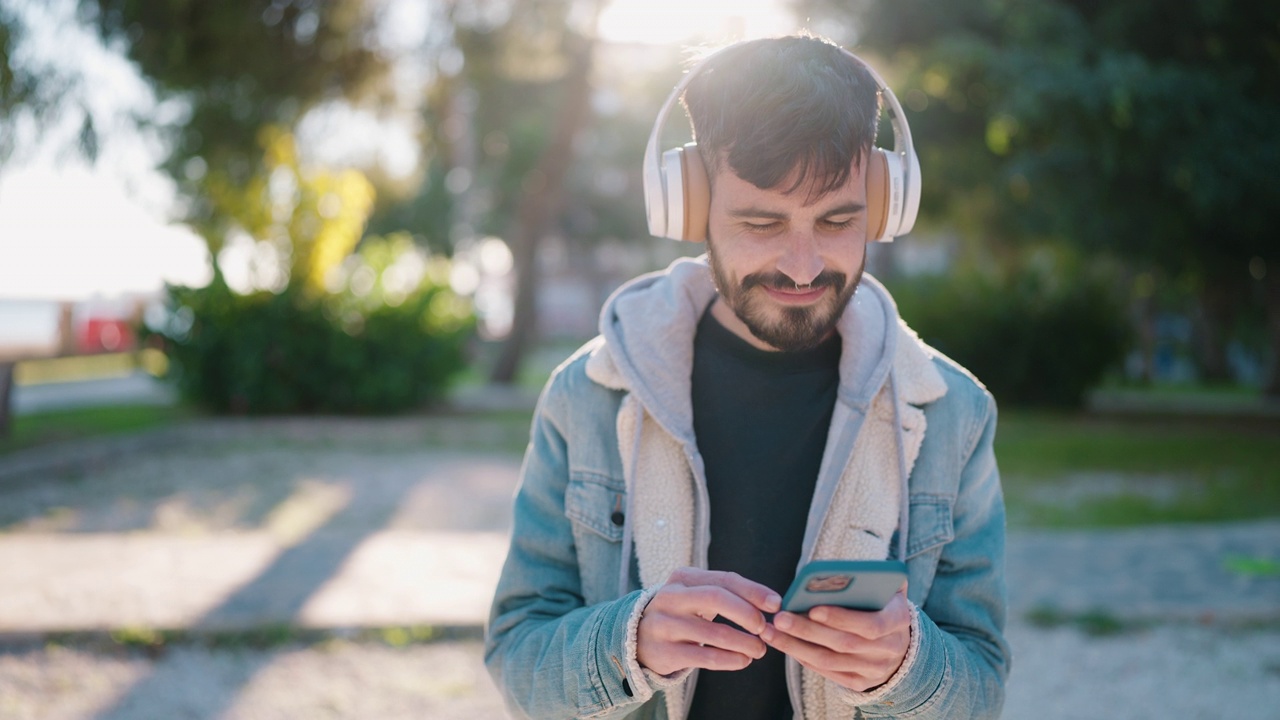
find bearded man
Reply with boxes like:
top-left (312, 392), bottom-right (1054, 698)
top-left (485, 34), bottom-right (1010, 720)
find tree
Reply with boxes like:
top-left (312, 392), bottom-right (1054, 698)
top-left (421, 0), bottom-right (607, 384)
top-left (1, 0), bottom-right (110, 165)
top-left (798, 0), bottom-right (1280, 392)
top-left (81, 0), bottom-right (393, 271)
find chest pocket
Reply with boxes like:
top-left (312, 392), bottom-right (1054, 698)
top-left (901, 494), bottom-right (954, 602)
top-left (564, 472), bottom-right (627, 603)
top-left (565, 472), bottom-right (626, 542)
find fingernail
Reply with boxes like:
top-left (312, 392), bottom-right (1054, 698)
top-left (765, 593), bottom-right (782, 611)
top-left (775, 613), bottom-right (791, 630)
top-left (811, 607), bottom-right (827, 623)
top-left (760, 625), bottom-right (774, 642)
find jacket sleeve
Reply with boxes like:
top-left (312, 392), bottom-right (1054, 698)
top-left (483, 372), bottom-right (653, 719)
top-left (852, 390), bottom-right (1010, 718)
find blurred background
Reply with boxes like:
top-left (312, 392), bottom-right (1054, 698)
top-left (0, 1), bottom-right (1277, 718)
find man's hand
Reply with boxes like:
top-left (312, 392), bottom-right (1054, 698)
top-left (761, 584), bottom-right (911, 692)
top-left (636, 567), bottom-right (782, 677)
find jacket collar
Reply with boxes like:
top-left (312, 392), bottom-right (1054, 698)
top-left (585, 256), bottom-right (947, 413)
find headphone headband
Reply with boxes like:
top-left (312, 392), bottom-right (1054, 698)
top-left (642, 40), bottom-right (921, 242)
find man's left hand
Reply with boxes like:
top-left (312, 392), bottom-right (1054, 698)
top-left (760, 585), bottom-right (911, 692)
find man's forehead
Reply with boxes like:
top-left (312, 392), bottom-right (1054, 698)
top-left (717, 160), bottom-right (866, 209)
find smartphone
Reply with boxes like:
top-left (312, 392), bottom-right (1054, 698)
top-left (780, 560), bottom-right (907, 613)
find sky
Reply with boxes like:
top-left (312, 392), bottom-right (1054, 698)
top-left (0, 0), bottom-right (797, 306)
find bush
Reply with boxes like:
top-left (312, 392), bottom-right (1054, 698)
top-left (890, 250), bottom-right (1129, 408)
top-left (149, 237), bottom-right (474, 414)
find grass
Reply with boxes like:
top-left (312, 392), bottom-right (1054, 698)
top-left (996, 411), bottom-right (1280, 527)
top-left (5, 370), bottom-right (1278, 529)
top-left (0, 404), bottom-right (195, 456)
top-left (18, 624), bottom-right (486, 656)
top-left (1025, 606), bottom-right (1135, 636)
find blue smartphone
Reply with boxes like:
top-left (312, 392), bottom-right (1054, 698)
top-left (781, 560), bottom-right (907, 613)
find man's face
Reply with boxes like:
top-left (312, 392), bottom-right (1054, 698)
top-left (704, 159), bottom-right (869, 352)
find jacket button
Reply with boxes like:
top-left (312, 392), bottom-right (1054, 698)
top-left (611, 511), bottom-right (625, 526)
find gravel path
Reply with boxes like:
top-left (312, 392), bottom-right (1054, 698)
top-left (1, 418), bottom-right (1277, 718)
top-left (3, 620), bottom-right (1279, 719)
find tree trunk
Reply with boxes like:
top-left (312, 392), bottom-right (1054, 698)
top-left (1194, 276), bottom-right (1237, 384)
top-left (1134, 271), bottom-right (1157, 385)
top-left (489, 31), bottom-right (599, 384)
top-left (0, 361), bottom-right (14, 439)
top-left (1264, 269), bottom-right (1280, 397)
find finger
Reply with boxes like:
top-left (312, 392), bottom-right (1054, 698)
top-left (676, 643), bottom-right (758, 672)
top-left (804, 592), bottom-right (912, 640)
top-left (670, 567), bottom-right (782, 613)
top-left (658, 584), bottom-right (771, 636)
top-left (638, 625), bottom-right (759, 675)
top-left (761, 621), bottom-right (900, 679)
top-left (779, 607), bottom-right (910, 654)
top-left (655, 615), bottom-right (768, 659)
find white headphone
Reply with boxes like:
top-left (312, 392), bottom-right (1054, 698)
top-left (642, 42), bottom-right (921, 243)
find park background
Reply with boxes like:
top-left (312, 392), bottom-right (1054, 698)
top-left (1, 0), bottom-right (1278, 718)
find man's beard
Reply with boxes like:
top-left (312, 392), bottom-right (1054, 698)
top-left (706, 240), bottom-right (863, 352)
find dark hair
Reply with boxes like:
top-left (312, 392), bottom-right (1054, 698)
top-left (680, 35), bottom-right (881, 199)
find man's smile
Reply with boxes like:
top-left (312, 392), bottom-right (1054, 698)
top-left (761, 285), bottom-right (828, 305)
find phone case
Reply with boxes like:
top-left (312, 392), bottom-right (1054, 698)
top-left (781, 560), bottom-right (908, 613)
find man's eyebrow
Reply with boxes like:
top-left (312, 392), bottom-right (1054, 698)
top-left (727, 207), bottom-right (789, 220)
top-left (819, 202), bottom-right (865, 217)
top-left (727, 202), bottom-right (866, 220)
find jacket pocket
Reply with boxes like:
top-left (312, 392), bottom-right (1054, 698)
top-left (901, 494), bottom-right (954, 602)
top-left (905, 494), bottom-right (954, 558)
top-left (565, 472), bottom-right (627, 604)
top-left (565, 471), bottom-right (626, 543)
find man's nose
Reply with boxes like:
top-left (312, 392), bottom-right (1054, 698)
top-left (775, 229), bottom-right (824, 287)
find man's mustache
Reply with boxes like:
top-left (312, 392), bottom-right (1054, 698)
top-left (740, 269), bottom-right (847, 293)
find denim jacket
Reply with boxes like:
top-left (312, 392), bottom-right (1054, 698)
top-left (486, 258), bottom-right (1009, 719)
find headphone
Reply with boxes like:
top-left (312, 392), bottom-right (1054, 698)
top-left (642, 42), bottom-right (921, 243)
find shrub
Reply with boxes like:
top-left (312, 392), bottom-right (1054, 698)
top-left (149, 236), bottom-right (474, 414)
top-left (890, 249), bottom-right (1129, 408)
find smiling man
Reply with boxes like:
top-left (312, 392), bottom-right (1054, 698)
top-left (485, 35), bottom-right (1009, 719)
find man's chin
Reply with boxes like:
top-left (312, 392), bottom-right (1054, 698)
top-left (742, 302), bottom-right (842, 352)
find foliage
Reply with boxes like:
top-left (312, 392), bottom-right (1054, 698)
top-left (805, 0), bottom-right (1279, 262)
top-left (800, 0), bottom-right (1280, 387)
top-left (0, 0), bottom-right (101, 163)
top-left (892, 248), bottom-right (1130, 407)
top-left (80, 0), bottom-right (392, 262)
top-left (208, 126), bottom-right (375, 295)
top-left (151, 235), bottom-right (474, 414)
top-left (83, 0), bottom-right (388, 175)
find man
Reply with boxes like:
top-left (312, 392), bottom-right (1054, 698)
top-left (485, 35), bottom-right (1009, 719)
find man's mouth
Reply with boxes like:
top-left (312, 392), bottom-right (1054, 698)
top-left (761, 284), bottom-right (827, 304)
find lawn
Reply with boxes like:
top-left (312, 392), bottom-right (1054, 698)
top-left (0, 404), bottom-right (194, 456)
top-left (4, 398), bottom-right (1277, 529)
top-left (996, 411), bottom-right (1280, 528)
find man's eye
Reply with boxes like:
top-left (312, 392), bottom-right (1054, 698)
top-left (821, 218), bottom-right (856, 231)
top-left (744, 222), bottom-right (780, 234)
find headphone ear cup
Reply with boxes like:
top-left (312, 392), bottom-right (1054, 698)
top-left (865, 149), bottom-right (890, 242)
top-left (679, 143), bottom-right (709, 242)
top-left (659, 147), bottom-right (686, 240)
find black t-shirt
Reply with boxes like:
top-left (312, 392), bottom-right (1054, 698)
top-left (687, 307), bottom-right (841, 720)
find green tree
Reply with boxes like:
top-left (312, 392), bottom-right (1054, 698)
top-left (799, 0), bottom-right (1280, 393)
top-left (81, 0), bottom-right (392, 271)
top-left (1, 0), bottom-right (105, 164)
top-left (420, 0), bottom-right (608, 384)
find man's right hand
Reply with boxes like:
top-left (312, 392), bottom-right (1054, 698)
top-left (635, 567), bottom-right (782, 676)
